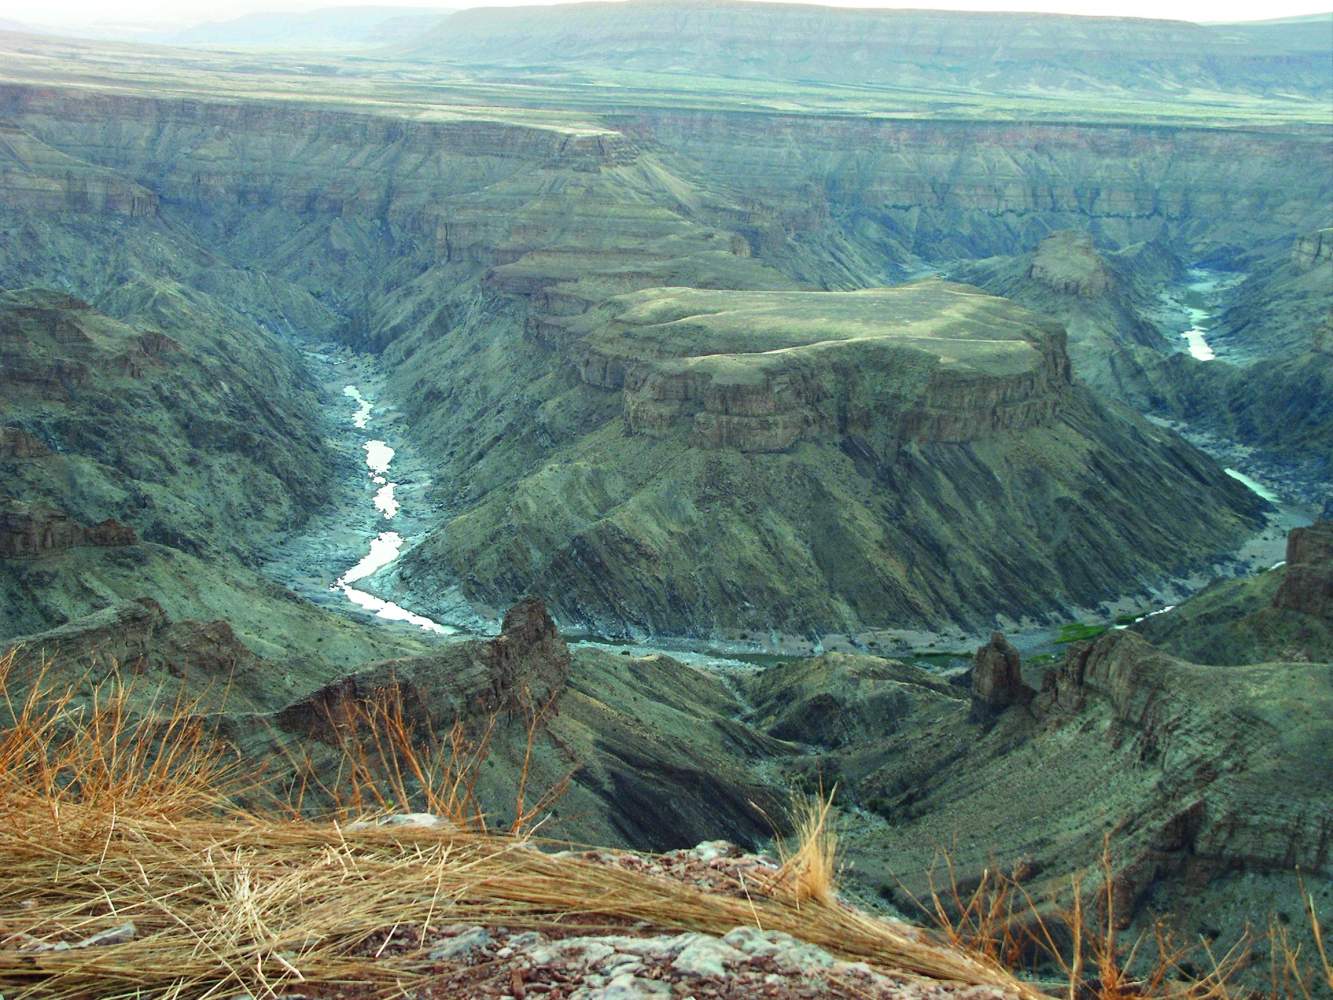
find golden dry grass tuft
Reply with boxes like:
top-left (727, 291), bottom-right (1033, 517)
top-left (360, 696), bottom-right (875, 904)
top-left (0, 650), bottom-right (1043, 1000)
top-left (914, 836), bottom-right (1330, 1000)
top-left (771, 785), bottom-right (841, 907)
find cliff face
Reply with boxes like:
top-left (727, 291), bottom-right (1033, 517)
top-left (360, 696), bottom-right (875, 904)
top-left (0, 502), bottom-right (135, 559)
top-left (1273, 521), bottom-right (1333, 620)
top-left (0, 120), bottom-right (157, 217)
top-left (625, 112), bottom-right (1332, 258)
top-left (1292, 227), bottom-right (1333, 269)
top-left (566, 282), bottom-right (1073, 454)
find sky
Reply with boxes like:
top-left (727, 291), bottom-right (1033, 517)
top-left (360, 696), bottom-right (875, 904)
top-left (1, 0), bottom-right (1329, 32)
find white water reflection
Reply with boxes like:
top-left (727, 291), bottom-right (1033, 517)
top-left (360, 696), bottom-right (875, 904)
top-left (373, 483), bottom-right (399, 518)
top-left (343, 385), bottom-right (373, 428)
top-left (1174, 268), bottom-right (1243, 362)
top-left (1114, 604), bottom-right (1178, 630)
top-left (1224, 467), bottom-right (1280, 503)
top-left (365, 440), bottom-right (394, 474)
top-left (331, 385), bottom-right (455, 636)
top-left (1182, 328), bottom-right (1215, 361)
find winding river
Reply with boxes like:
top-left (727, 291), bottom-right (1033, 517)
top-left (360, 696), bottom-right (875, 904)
top-left (331, 384), bottom-right (456, 636)
top-left (275, 302), bottom-right (1309, 670)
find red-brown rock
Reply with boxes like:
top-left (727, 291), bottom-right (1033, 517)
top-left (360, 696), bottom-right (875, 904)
top-left (969, 631), bottom-right (1034, 723)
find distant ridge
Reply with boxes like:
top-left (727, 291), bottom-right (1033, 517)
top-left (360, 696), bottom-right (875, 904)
top-left (403, 0), bottom-right (1333, 97)
top-left (166, 5), bottom-right (457, 50)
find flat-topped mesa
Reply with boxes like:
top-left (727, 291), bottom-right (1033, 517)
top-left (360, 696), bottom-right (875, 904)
top-left (1026, 230), bottom-right (1114, 297)
top-left (568, 280), bottom-right (1073, 453)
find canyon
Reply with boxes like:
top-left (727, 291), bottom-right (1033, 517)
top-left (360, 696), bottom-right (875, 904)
top-left (0, 5), bottom-right (1330, 993)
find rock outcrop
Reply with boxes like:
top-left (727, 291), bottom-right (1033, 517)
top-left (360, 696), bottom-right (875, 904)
top-left (0, 502), bottom-right (136, 559)
top-left (277, 598), bottom-right (572, 743)
top-left (1273, 520), bottom-right (1333, 620)
top-left (1291, 227), bottom-right (1333, 270)
top-left (1032, 631), bottom-right (1331, 923)
top-left (747, 632), bottom-right (1331, 955)
top-left (0, 427), bottom-right (50, 458)
top-left (479, 596), bottom-right (572, 714)
top-left (969, 632), bottom-right (1034, 723)
top-left (1, 597), bottom-right (268, 710)
top-left (1025, 230), bottom-right (1112, 298)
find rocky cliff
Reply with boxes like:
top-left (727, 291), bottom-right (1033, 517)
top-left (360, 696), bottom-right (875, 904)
top-left (0, 501), bottom-right (135, 559)
top-left (563, 282), bottom-right (1072, 454)
top-left (1274, 521), bottom-right (1333, 619)
top-left (742, 630), bottom-right (1331, 963)
top-left (1292, 226), bottom-right (1333, 269)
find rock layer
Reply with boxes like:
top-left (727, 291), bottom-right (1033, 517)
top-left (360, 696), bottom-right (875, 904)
top-left (0, 502), bottom-right (135, 558)
top-left (564, 282), bottom-right (1074, 454)
top-left (1274, 520), bottom-right (1333, 620)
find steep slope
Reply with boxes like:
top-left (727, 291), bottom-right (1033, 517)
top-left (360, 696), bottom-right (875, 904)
top-left (386, 281), bottom-right (1265, 639)
top-left (1208, 226), bottom-right (1333, 360)
top-left (952, 230), bottom-right (1180, 397)
top-left (742, 630), bottom-right (1332, 972)
top-left (0, 289), bottom-right (330, 565)
top-left (1134, 520), bottom-right (1333, 664)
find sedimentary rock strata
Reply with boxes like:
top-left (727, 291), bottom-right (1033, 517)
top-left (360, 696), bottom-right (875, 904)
top-left (1274, 520), bottom-right (1333, 620)
top-left (0, 502), bottom-right (135, 558)
top-left (563, 281), bottom-right (1073, 454)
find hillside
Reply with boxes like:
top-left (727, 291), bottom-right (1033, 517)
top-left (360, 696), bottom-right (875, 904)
top-left (404, 1), bottom-right (1333, 100)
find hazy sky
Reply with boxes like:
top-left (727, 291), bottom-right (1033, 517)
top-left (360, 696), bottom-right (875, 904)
top-left (3, 0), bottom-right (1330, 30)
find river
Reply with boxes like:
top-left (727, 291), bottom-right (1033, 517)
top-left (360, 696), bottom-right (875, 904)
top-left (330, 389), bottom-right (455, 636)
top-left (1168, 266), bottom-right (1246, 362)
top-left (268, 317), bottom-right (1314, 673)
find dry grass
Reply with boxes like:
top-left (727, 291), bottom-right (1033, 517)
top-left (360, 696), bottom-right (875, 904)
top-left (914, 837), bottom-right (1329, 1000)
top-left (1267, 885), bottom-right (1333, 999)
top-left (0, 650), bottom-right (1044, 1000)
top-left (771, 784), bottom-right (841, 906)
